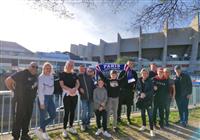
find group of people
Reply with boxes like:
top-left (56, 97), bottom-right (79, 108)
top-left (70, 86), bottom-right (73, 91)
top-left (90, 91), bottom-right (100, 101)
top-left (4, 59), bottom-right (192, 140)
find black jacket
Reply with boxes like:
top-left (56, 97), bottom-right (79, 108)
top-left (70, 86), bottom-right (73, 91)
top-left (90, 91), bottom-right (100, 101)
top-left (174, 72), bottom-right (192, 98)
top-left (78, 73), bottom-right (94, 101)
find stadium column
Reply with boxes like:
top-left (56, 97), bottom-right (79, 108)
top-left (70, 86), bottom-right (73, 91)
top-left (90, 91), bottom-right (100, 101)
top-left (162, 20), bottom-right (168, 67)
top-left (100, 39), bottom-right (105, 63)
top-left (117, 33), bottom-right (121, 58)
top-left (189, 13), bottom-right (199, 72)
top-left (138, 26), bottom-right (142, 69)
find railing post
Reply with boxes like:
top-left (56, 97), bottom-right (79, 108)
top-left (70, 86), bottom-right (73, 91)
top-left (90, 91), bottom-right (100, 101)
top-left (1, 96), bottom-right (5, 134)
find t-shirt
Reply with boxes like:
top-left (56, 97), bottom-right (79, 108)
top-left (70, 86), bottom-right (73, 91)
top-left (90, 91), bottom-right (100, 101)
top-left (60, 72), bottom-right (78, 96)
top-left (11, 69), bottom-right (38, 101)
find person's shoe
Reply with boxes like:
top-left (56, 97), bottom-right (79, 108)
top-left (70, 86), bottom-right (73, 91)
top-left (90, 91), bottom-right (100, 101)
top-left (42, 132), bottom-right (50, 140)
top-left (68, 127), bottom-right (77, 134)
top-left (95, 129), bottom-right (103, 136)
top-left (150, 130), bottom-right (155, 137)
top-left (139, 126), bottom-right (146, 131)
top-left (181, 122), bottom-right (187, 127)
top-left (80, 125), bottom-right (86, 131)
top-left (20, 134), bottom-right (32, 140)
top-left (62, 129), bottom-right (68, 138)
top-left (34, 128), bottom-right (43, 140)
top-left (103, 131), bottom-right (112, 138)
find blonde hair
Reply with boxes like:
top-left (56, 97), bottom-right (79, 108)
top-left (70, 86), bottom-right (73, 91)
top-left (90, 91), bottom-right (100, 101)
top-left (163, 68), bottom-right (171, 74)
top-left (42, 62), bottom-right (54, 75)
top-left (64, 60), bottom-right (74, 73)
top-left (140, 68), bottom-right (149, 74)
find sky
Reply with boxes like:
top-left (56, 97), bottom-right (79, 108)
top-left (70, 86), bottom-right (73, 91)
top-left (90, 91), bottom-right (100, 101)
top-left (0, 0), bottom-right (191, 53)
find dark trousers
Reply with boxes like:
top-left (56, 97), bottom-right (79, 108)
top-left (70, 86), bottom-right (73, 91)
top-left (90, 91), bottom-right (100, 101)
top-left (95, 109), bottom-right (107, 131)
top-left (63, 95), bottom-right (78, 129)
top-left (141, 106), bottom-right (153, 130)
top-left (117, 90), bottom-right (133, 121)
top-left (153, 101), bottom-right (164, 127)
top-left (176, 96), bottom-right (189, 123)
top-left (164, 97), bottom-right (172, 124)
top-left (12, 97), bottom-right (34, 139)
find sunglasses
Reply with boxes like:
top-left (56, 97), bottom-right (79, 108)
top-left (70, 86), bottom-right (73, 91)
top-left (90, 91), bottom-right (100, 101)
top-left (32, 66), bottom-right (38, 69)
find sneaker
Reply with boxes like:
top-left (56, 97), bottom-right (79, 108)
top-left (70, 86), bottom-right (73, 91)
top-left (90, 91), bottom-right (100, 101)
top-left (20, 134), bottom-right (32, 140)
top-left (95, 129), bottom-right (103, 136)
top-left (34, 128), bottom-right (43, 140)
top-left (80, 125), bottom-right (86, 131)
top-left (139, 126), bottom-right (146, 131)
top-left (68, 127), bottom-right (77, 134)
top-left (150, 130), bottom-right (155, 137)
top-left (42, 132), bottom-right (50, 140)
top-left (62, 129), bottom-right (68, 138)
top-left (103, 131), bottom-right (112, 138)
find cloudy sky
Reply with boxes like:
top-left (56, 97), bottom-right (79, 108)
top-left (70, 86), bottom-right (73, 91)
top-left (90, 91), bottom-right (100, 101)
top-left (0, 0), bottom-right (190, 52)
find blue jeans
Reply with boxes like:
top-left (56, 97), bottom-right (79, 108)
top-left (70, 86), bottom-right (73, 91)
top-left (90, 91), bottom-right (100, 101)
top-left (38, 95), bottom-right (56, 132)
top-left (141, 106), bottom-right (153, 130)
top-left (81, 100), bottom-right (92, 126)
top-left (176, 96), bottom-right (189, 124)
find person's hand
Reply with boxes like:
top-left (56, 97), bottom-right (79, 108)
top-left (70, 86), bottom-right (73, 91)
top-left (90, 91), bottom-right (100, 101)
top-left (101, 102), bottom-right (105, 107)
top-left (40, 104), bottom-right (45, 110)
top-left (99, 106), bottom-right (103, 111)
top-left (80, 88), bottom-right (84, 94)
top-left (187, 95), bottom-right (191, 99)
top-left (140, 93), bottom-right (146, 99)
top-left (153, 86), bottom-right (158, 91)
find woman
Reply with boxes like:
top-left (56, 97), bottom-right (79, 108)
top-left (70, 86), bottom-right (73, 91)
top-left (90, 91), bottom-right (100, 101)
top-left (35, 62), bottom-right (56, 140)
top-left (59, 60), bottom-right (80, 138)
top-left (137, 68), bottom-right (155, 137)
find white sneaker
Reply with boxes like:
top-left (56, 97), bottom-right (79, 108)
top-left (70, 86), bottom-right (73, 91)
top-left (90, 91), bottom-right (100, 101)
top-left (34, 128), bottom-right (43, 140)
top-left (80, 125), bottom-right (86, 131)
top-left (42, 132), bottom-right (50, 140)
top-left (139, 126), bottom-right (146, 131)
top-left (62, 129), bottom-right (68, 138)
top-left (95, 129), bottom-right (103, 136)
top-left (68, 127), bottom-right (77, 134)
top-left (103, 131), bottom-right (112, 138)
top-left (150, 130), bottom-right (155, 137)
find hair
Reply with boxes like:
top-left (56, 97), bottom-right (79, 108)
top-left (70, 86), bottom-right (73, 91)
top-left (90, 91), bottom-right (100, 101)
top-left (42, 62), bottom-right (54, 75)
top-left (140, 68), bottom-right (149, 74)
top-left (64, 60), bottom-right (74, 72)
top-left (163, 68), bottom-right (171, 74)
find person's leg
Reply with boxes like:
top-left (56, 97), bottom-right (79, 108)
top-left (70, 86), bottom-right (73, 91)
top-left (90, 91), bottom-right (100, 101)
top-left (63, 95), bottom-right (70, 129)
top-left (21, 98), bottom-right (34, 137)
top-left (87, 101), bottom-right (92, 126)
top-left (102, 110), bottom-right (108, 131)
top-left (152, 102), bottom-right (158, 126)
top-left (176, 97), bottom-right (183, 122)
top-left (117, 97), bottom-right (122, 122)
top-left (141, 109), bottom-right (146, 126)
top-left (147, 107), bottom-right (154, 130)
top-left (158, 104), bottom-right (164, 128)
top-left (95, 110), bottom-right (101, 129)
top-left (106, 98), bottom-right (112, 127)
top-left (182, 97), bottom-right (189, 125)
top-left (165, 98), bottom-right (171, 125)
top-left (69, 96), bottom-right (78, 127)
top-left (127, 103), bottom-right (132, 122)
top-left (81, 100), bottom-right (88, 126)
top-left (112, 98), bottom-right (119, 128)
top-left (43, 96), bottom-right (56, 131)
top-left (127, 91), bottom-right (134, 122)
top-left (38, 98), bottom-right (47, 132)
top-left (12, 99), bottom-right (23, 139)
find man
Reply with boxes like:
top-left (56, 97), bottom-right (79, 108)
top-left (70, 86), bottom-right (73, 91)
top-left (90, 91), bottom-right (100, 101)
top-left (5, 62), bottom-right (38, 140)
top-left (152, 67), bottom-right (169, 129)
top-left (117, 60), bottom-right (138, 125)
top-left (78, 65), bottom-right (94, 131)
top-left (174, 65), bottom-right (192, 127)
top-left (163, 68), bottom-right (176, 126)
top-left (149, 63), bottom-right (157, 79)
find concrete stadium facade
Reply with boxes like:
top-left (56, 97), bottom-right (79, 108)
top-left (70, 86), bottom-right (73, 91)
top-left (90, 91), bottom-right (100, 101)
top-left (70, 14), bottom-right (200, 72)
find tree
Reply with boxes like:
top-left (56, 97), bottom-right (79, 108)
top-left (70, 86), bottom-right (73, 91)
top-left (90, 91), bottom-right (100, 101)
top-left (115, 56), bottom-right (132, 64)
top-left (28, 0), bottom-right (200, 28)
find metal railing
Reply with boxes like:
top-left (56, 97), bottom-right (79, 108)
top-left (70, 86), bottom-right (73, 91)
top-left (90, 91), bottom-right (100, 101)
top-left (0, 85), bottom-right (200, 135)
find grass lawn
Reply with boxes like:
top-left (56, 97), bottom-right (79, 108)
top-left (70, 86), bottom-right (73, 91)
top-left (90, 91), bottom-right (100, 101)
top-left (32, 107), bottom-right (200, 140)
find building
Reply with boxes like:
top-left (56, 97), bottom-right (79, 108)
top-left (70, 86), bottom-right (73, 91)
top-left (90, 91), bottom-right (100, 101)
top-left (70, 14), bottom-right (200, 72)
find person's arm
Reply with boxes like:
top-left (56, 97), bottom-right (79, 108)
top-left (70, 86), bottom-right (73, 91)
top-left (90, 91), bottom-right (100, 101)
top-left (5, 76), bottom-right (15, 91)
top-left (38, 76), bottom-right (45, 109)
top-left (101, 89), bottom-right (108, 108)
top-left (98, 71), bottom-right (109, 84)
top-left (118, 70), bottom-right (127, 84)
top-left (185, 74), bottom-right (192, 98)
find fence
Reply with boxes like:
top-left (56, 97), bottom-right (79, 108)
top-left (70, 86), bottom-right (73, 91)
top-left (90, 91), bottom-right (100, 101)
top-left (0, 85), bottom-right (200, 135)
